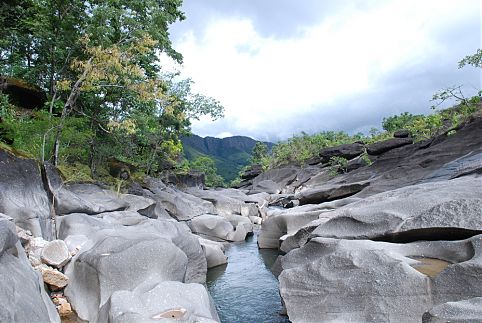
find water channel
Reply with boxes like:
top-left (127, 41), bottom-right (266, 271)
top-left (206, 232), bottom-right (290, 323)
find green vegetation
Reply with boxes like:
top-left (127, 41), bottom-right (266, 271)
top-left (328, 156), bottom-right (348, 175)
top-left (250, 142), bottom-right (270, 169)
top-left (0, 0), bottom-right (224, 182)
top-left (189, 156), bottom-right (225, 187)
top-left (265, 98), bottom-right (479, 169)
top-left (269, 131), bottom-right (362, 167)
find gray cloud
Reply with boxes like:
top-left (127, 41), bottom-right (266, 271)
top-left (174, 0), bottom-right (481, 142)
top-left (171, 0), bottom-right (355, 39)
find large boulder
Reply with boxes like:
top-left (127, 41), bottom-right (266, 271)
top-left (149, 188), bottom-right (216, 221)
top-left (311, 176), bottom-right (482, 241)
top-left (258, 197), bottom-right (360, 249)
top-left (64, 229), bottom-right (189, 322)
top-left (56, 183), bottom-right (130, 215)
top-left (0, 149), bottom-right (53, 239)
top-left (58, 214), bottom-right (207, 285)
top-left (250, 180), bottom-right (282, 194)
top-left (251, 167), bottom-right (299, 193)
top-left (241, 164), bottom-right (263, 180)
top-left (422, 297), bottom-right (482, 323)
top-left (185, 188), bottom-right (245, 216)
top-left (97, 280), bottom-right (219, 323)
top-left (318, 142), bottom-right (365, 163)
top-left (0, 219), bottom-right (60, 323)
top-left (44, 165), bottom-right (132, 216)
top-left (279, 235), bottom-right (482, 323)
top-left (366, 137), bottom-right (413, 155)
top-left (198, 237), bottom-right (228, 268)
top-left (41, 239), bottom-right (71, 267)
top-left (190, 214), bottom-right (248, 242)
top-left (295, 181), bottom-right (370, 205)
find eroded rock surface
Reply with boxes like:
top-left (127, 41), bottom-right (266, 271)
top-left (97, 281), bottom-right (219, 323)
top-left (0, 219), bottom-right (60, 323)
top-left (279, 235), bottom-right (482, 322)
top-left (422, 297), bottom-right (482, 323)
top-left (0, 149), bottom-right (53, 239)
top-left (311, 176), bottom-right (482, 241)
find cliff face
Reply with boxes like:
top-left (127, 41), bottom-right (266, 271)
top-left (181, 134), bottom-right (273, 182)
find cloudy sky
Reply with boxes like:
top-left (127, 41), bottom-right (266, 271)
top-left (163, 0), bottom-right (481, 142)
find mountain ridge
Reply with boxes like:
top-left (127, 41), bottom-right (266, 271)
top-left (181, 134), bottom-right (273, 182)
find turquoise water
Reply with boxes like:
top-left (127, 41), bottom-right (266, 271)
top-left (206, 233), bottom-right (290, 323)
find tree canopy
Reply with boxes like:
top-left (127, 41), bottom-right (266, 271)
top-left (0, 0), bottom-right (225, 180)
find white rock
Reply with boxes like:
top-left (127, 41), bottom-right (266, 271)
top-left (41, 240), bottom-right (71, 267)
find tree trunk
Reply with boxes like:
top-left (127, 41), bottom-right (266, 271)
top-left (52, 58), bottom-right (91, 166)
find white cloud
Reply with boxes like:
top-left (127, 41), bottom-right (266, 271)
top-left (164, 0), bottom-right (480, 140)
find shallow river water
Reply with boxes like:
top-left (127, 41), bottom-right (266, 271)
top-left (206, 232), bottom-right (290, 323)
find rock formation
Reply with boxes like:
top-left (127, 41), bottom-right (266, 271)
top-left (253, 114), bottom-right (482, 322)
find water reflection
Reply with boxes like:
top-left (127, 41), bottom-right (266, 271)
top-left (206, 233), bottom-right (290, 323)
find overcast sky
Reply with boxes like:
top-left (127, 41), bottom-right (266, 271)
top-left (163, 0), bottom-right (481, 142)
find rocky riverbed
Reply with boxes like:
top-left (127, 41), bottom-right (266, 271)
top-left (1, 114), bottom-right (482, 322)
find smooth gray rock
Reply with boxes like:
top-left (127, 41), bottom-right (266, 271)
top-left (55, 183), bottom-right (130, 216)
top-left (198, 237), bottom-right (227, 268)
top-left (258, 197), bottom-right (361, 249)
top-left (131, 220), bottom-right (208, 284)
top-left (190, 214), bottom-right (248, 242)
top-left (295, 181), bottom-right (370, 205)
top-left (58, 213), bottom-right (117, 239)
top-left (59, 214), bottom-right (207, 284)
top-left (137, 202), bottom-right (174, 220)
top-left (0, 219), bottom-right (60, 323)
top-left (244, 192), bottom-right (271, 204)
top-left (142, 176), bottom-right (167, 194)
top-left (250, 179), bottom-right (282, 194)
top-left (44, 165), bottom-right (131, 217)
top-left (223, 213), bottom-right (253, 235)
top-left (41, 239), bottom-right (70, 267)
top-left (64, 235), bottom-right (89, 254)
top-left (64, 230), bottom-right (189, 322)
top-left (97, 280), bottom-right (220, 323)
top-left (318, 142), bottom-right (365, 163)
top-left (121, 194), bottom-right (155, 212)
top-left (100, 210), bottom-right (146, 226)
top-left (0, 149), bottom-right (52, 239)
top-left (185, 188), bottom-right (245, 216)
top-left (279, 235), bottom-right (482, 323)
top-left (250, 167), bottom-right (299, 194)
top-left (346, 156), bottom-right (368, 172)
top-left (367, 137), bottom-right (413, 155)
top-left (423, 297), bottom-right (482, 323)
top-left (312, 176), bottom-right (482, 241)
top-left (150, 188), bottom-right (216, 221)
top-left (241, 203), bottom-right (258, 217)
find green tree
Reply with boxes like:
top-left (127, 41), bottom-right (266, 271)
top-left (190, 156), bottom-right (225, 187)
top-left (0, 0), bottom-right (225, 176)
top-left (458, 48), bottom-right (482, 69)
top-left (382, 112), bottom-right (418, 132)
top-left (250, 142), bottom-right (269, 167)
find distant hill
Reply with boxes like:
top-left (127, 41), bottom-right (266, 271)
top-left (181, 134), bottom-right (274, 182)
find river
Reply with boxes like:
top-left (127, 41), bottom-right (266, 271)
top-left (206, 232), bottom-right (290, 323)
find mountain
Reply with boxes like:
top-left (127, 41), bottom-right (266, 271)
top-left (181, 134), bottom-right (274, 182)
